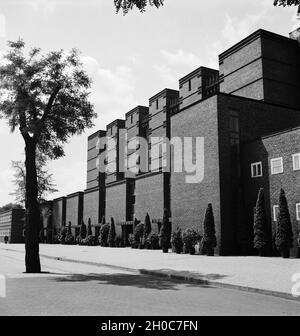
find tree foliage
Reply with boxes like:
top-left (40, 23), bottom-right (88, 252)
top-left (10, 153), bottom-right (58, 205)
top-left (0, 39), bottom-right (96, 160)
top-left (113, 0), bottom-right (300, 15)
top-left (0, 203), bottom-right (23, 212)
top-left (114, 0), bottom-right (164, 14)
top-left (274, 0), bottom-right (300, 6)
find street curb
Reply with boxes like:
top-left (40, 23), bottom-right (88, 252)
top-left (139, 270), bottom-right (300, 302)
top-left (1, 246), bottom-right (299, 302)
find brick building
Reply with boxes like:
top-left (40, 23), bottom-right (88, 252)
top-left (47, 27), bottom-right (300, 256)
top-left (0, 208), bottom-right (25, 243)
top-left (242, 127), bottom-right (300, 256)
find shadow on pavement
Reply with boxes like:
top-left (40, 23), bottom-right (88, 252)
top-left (52, 272), bottom-right (215, 291)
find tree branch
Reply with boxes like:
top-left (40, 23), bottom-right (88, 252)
top-left (35, 83), bottom-right (62, 139)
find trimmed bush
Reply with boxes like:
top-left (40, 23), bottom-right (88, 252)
top-left (79, 220), bottom-right (87, 240)
top-left (276, 189), bottom-right (293, 258)
top-left (128, 233), bottom-right (138, 248)
top-left (108, 217), bottom-right (116, 247)
top-left (171, 228), bottom-right (183, 254)
top-left (202, 204), bottom-right (217, 256)
top-left (58, 226), bottom-right (67, 244)
top-left (115, 235), bottom-right (124, 248)
top-left (182, 228), bottom-right (200, 255)
top-left (65, 233), bottom-right (75, 245)
top-left (145, 231), bottom-right (160, 250)
top-left (99, 223), bottom-right (110, 247)
top-left (87, 218), bottom-right (93, 236)
top-left (160, 209), bottom-right (171, 253)
top-left (144, 213), bottom-right (151, 236)
top-left (253, 188), bottom-right (268, 256)
top-left (83, 235), bottom-right (95, 246)
top-left (134, 223), bottom-right (145, 249)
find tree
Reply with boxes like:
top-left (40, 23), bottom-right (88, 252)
top-left (275, 189), bottom-right (294, 258)
top-left (113, 0), bottom-right (300, 15)
top-left (0, 40), bottom-right (95, 273)
top-left (202, 204), bottom-right (217, 256)
top-left (79, 220), bottom-right (87, 241)
top-left (160, 208), bottom-right (171, 253)
top-left (274, 0), bottom-right (300, 6)
top-left (253, 188), bottom-right (269, 256)
top-left (10, 153), bottom-right (58, 205)
top-left (144, 213), bottom-right (151, 236)
top-left (108, 217), bottom-right (116, 247)
top-left (87, 218), bottom-right (93, 236)
top-left (114, 0), bottom-right (164, 14)
top-left (0, 203), bottom-right (23, 212)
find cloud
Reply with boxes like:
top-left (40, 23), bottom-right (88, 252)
top-left (81, 55), bottom-right (137, 129)
top-left (154, 49), bottom-right (202, 87)
top-left (28, 0), bottom-right (57, 14)
top-left (160, 49), bottom-right (201, 68)
top-left (0, 13), bottom-right (6, 38)
top-left (207, 9), bottom-right (269, 68)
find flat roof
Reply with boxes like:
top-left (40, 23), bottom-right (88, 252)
top-left (219, 28), bottom-right (297, 62)
top-left (179, 66), bottom-right (218, 86)
top-left (149, 88), bottom-right (179, 104)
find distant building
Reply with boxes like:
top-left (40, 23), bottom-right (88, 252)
top-left (0, 208), bottom-right (25, 243)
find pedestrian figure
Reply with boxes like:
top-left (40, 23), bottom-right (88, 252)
top-left (4, 236), bottom-right (8, 244)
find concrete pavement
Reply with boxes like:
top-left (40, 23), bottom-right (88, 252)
top-left (0, 243), bottom-right (299, 301)
top-left (0, 248), bottom-right (300, 316)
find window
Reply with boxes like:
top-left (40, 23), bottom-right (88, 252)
top-left (273, 205), bottom-right (279, 222)
top-left (130, 114), bottom-right (133, 124)
top-left (156, 99), bottom-right (159, 110)
top-left (188, 79), bottom-right (192, 91)
top-left (251, 162), bottom-right (262, 178)
top-left (229, 111), bottom-right (240, 146)
top-left (292, 153), bottom-right (300, 171)
top-left (271, 157), bottom-right (283, 175)
top-left (296, 204), bottom-right (300, 221)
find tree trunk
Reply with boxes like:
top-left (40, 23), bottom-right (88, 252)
top-left (24, 141), bottom-right (41, 273)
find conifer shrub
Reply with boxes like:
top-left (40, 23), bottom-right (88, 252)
top-left (65, 221), bottom-right (75, 245)
top-left (202, 204), bottom-right (217, 256)
top-left (99, 223), bottom-right (110, 247)
top-left (108, 217), bottom-right (116, 247)
top-left (275, 189), bottom-right (293, 258)
top-left (253, 188), bottom-right (269, 256)
top-left (171, 228), bottom-right (183, 254)
top-left (160, 209), bottom-right (171, 253)
top-left (58, 226), bottom-right (68, 244)
top-left (182, 229), bottom-right (201, 255)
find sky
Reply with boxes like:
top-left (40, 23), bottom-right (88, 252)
top-left (0, 0), bottom-right (299, 205)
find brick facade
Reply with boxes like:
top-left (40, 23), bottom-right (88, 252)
top-left (242, 127), bottom-right (300, 257)
top-left (51, 197), bottom-right (66, 229)
top-left (47, 27), bottom-right (300, 257)
top-left (0, 209), bottom-right (25, 243)
top-left (65, 192), bottom-right (84, 227)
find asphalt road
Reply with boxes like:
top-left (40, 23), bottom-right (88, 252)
top-left (0, 248), bottom-right (299, 316)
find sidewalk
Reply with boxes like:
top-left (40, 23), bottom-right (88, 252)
top-left (1, 243), bottom-right (299, 301)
